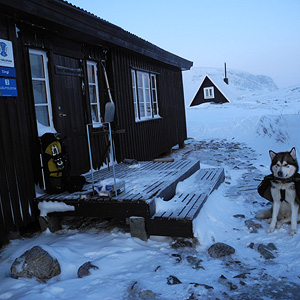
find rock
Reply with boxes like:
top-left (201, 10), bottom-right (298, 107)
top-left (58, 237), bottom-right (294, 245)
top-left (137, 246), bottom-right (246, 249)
top-left (266, 243), bottom-right (277, 251)
top-left (171, 238), bottom-right (193, 249)
top-left (247, 242), bottom-right (255, 249)
top-left (77, 261), bottom-right (99, 278)
top-left (190, 282), bottom-right (214, 289)
top-left (171, 253), bottom-right (182, 263)
top-left (167, 275), bottom-right (182, 285)
top-left (234, 272), bottom-right (250, 279)
top-left (257, 244), bottom-right (276, 259)
top-left (186, 256), bottom-right (205, 270)
top-left (233, 214), bottom-right (246, 218)
top-left (11, 246), bottom-right (61, 281)
top-left (245, 219), bottom-right (263, 233)
top-left (218, 275), bottom-right (238, 291)
top-left (208, 242), bottom-right (235, 258)
top-left (127, 283), bottom-right (158, 300)
top-left (138, 289), bottom-right (157, 299)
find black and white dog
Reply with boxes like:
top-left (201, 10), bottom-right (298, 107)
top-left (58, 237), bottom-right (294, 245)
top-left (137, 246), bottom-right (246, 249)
top-left (257, 148), bottom-right (300, 236)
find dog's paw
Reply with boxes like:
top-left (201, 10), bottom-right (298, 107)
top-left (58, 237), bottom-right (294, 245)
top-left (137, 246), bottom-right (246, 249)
top-left (276, 222), bottom-right (283, 229)
top-left (290, 230), bottom-right (297, 236)
top-left (267, 225), bottom-right (275, 233)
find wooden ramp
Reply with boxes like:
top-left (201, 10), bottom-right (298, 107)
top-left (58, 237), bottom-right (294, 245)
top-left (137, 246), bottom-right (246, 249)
top-left (35, 160), bottom-right (200, 220)
top-left (147, 168), bottom-right (225, 238)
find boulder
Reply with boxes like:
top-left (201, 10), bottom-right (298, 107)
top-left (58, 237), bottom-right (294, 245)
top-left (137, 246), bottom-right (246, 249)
top-left (11, 246), bottom-right (61, 281)
top-left (208, 242), bottom-right (235, 258)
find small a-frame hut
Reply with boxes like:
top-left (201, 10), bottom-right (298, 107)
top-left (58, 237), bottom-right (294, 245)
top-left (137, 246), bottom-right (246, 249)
top-left (189, 74), bottom-right (236, 106)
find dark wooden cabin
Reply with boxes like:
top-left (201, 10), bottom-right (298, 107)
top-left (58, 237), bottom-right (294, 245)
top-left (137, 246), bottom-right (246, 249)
top-left (0, 0), bottom-right (192, 245)
top-left (189, 74), bottom-right (232, 106)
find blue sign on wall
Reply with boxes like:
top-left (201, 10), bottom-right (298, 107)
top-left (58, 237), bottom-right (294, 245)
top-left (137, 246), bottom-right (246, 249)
top-left (0, 78), bottom-right (18, 97)
top-left (0, 66), bottom-right (16, 78)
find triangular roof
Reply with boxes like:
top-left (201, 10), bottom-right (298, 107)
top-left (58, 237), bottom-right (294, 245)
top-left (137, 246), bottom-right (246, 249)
top-left (189, 74), bottom-right (239, 106)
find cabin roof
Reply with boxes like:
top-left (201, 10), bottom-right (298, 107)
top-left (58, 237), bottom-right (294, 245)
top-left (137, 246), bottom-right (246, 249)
top-left (0, 0), bottom-right (193, 71)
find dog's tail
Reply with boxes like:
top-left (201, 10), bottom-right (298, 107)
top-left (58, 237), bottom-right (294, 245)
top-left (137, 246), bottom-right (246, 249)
top-left (256, 208), bottom-right (272, 219)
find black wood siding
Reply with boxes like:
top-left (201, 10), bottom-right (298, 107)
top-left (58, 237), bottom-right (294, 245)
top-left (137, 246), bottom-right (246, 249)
top-left (0, 17), bottom-right (38, 245)
top-left (112, 48), bottom-right (187, 161)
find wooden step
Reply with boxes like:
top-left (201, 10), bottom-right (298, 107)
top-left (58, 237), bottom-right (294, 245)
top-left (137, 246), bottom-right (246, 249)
top-left (147, 168), bottom-right (225, 238)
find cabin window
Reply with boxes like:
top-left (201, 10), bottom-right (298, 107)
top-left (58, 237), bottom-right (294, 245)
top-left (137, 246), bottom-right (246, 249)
top-left (29, 49), bottom-right (53, 127)
top-left (87, 61), bottom-right (101, 123)
top-left (131, 69), bottom-right (160, 121)
top-left (204, 86), bottom-right (214, 99)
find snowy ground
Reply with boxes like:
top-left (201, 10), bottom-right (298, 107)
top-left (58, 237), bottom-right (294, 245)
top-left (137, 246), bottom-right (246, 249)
top-left (1, 78), bottom-right (300, 299)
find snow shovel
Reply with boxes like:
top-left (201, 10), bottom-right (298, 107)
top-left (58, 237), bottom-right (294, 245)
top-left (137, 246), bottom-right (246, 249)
top-left (101, 61), bottom-right (115, 123)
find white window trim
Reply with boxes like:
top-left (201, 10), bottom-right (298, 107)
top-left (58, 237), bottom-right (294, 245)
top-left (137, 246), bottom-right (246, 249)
top-left (87, 61), bottom-right (101, 124)
top-left (131, 69), bottom-right (160, 122)
top-left (203, 86), bottom-right (214, 99)
top-left (131, 69), bottom-right (139, 120)
top-left (150, 74), bottom-right (159, 117)
top-left (29, 48), bottom-right (54, 128)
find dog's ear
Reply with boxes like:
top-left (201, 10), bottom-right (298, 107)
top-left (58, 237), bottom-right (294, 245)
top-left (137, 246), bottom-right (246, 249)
top-left (290, 147), bottom-right (296, 160)
top-left (269, 150), bottom-right (276, 160)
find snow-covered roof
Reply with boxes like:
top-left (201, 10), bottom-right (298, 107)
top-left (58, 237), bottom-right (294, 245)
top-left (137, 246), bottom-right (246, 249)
top-left (189, 74), bottom-right (240, 106)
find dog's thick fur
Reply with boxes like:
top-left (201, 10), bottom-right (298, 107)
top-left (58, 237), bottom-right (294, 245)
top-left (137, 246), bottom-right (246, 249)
top-left (257, 148), bottom-right (300, 236)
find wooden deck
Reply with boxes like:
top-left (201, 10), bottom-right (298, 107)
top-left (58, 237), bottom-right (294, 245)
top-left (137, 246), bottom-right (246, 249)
top-left (35, 160), bottom-right (200, 220)
top-left (35, 161), bottom-right (225, 238)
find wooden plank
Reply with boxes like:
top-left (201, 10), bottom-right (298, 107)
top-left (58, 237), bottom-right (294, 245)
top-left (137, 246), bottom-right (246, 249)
top-left (147, 167), bottom-right (225, 238)
top-left (185, 193), bottom-right (208, 220)
top-left (193, 168), bottom-right (225, 194)
top-left (169, 194), bottom-right (202, 219)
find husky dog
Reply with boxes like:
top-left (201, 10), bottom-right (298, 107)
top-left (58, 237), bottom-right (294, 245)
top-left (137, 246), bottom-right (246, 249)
top-left (257, 148), bottom-right (300, 236)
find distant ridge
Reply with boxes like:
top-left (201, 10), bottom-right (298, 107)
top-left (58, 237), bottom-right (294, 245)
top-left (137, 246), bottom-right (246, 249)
top-left (183, 67), bottom-right (278, 105)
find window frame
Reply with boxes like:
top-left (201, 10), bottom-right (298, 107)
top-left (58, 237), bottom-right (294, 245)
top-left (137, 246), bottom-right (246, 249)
top-left (87, 60), bottom-right (101, 124)
top-left (131, 69), bottom-right (160, 122)
top-left (29, 48), bottom-right (54, 128)
top-left (203, 86), bottom-right (215, 99)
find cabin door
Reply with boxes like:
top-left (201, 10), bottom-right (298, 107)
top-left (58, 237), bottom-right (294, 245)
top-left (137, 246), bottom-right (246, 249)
top-left (52, 54), bottom-right (89, 175)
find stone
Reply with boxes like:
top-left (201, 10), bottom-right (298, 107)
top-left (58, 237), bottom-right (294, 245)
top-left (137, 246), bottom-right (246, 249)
top-left (245, 219), bottom-right (263, 233)
top-left (129, 217), bottom-right (148, 241)
top-left (257, 244), bottom-right (276, 259)
top-left (167, 275), bottom-right (182, 285)
top-left (138, 289), bottom-right (157, 299)
top-left (233, 214), bottom-right (246, 218)
top-left (127, 283), bottom-right (158, 300)
top-left (77, 261), bottom-right (99, 278)
top-left (186, 256), bottom-right (204, 270)
top-left (190, 282), bottom-right (214, 289)
top-left (218, 275), bottom-right (238, 291)
top-left (171, 238), bottom-right (194, 249)
top-left (11, 246), bottom-right (61, 281)
top-left (234, 272), bottom-right (250, 279)
top-left (208, 242), bottom-right (235, 258)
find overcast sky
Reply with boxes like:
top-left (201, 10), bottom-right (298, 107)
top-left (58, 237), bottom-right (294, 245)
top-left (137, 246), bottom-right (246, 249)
top-left (70, 0), bottom-right (300, 88)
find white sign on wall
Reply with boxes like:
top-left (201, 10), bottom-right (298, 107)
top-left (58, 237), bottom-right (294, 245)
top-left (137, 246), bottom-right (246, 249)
top-left (0, 39), bottom-right (14, 68)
